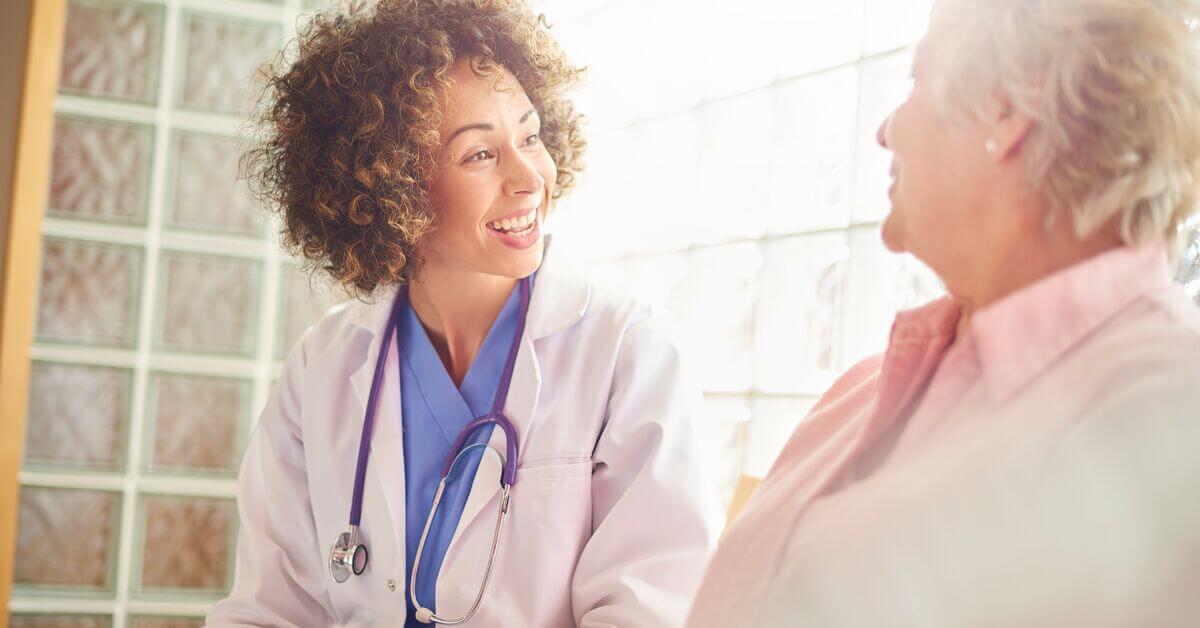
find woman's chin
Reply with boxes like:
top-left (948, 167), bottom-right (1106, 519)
top-left (489, 239), bottom-right (544, 279)
top-left (880, 213), bottom-right (908, 253)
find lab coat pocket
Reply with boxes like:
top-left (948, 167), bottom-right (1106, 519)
top-left (489, 458), bottom-right (593, 623)
top-left (517, 458), bottom-right (593, 497)
top-left (510, 457), bottom-right (593, 551)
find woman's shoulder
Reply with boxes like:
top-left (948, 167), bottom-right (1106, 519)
top-left (534, 248), bottom-right (662, 342)
top-left (1080, 282), bottom-right (1200, 379)
top-left (567, 275), bottom-right (682, 349)
top-left (281, 286), bottom-right (396, 367)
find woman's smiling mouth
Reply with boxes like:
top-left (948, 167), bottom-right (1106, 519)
top-left (486, 205), bottom-right (539, 235)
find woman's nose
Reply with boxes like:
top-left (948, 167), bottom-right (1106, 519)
top-left (502, 150), bottom-right (544, 197)
top-left (876, 115), bottom-right (891, 150)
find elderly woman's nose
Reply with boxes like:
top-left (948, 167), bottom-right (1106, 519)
top-left (876, 115), bottom-right (891, 150)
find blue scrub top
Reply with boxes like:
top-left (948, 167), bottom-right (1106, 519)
top-left (397, 280), bottom-right (524, 626)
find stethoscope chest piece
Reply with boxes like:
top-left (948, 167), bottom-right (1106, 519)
top-left (330, 529), bottom-right (368, 583)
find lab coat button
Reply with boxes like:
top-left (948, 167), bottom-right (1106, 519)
top-left (387, 578), bottom-right (397, 592)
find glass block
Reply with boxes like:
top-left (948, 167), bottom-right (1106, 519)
top-left (48, 116), bottom-right (154, 225)
top-left (539, 0), bottom-right (615, 24)
top-left (25, 361), bottom-right (131, 471)
top-left (275, 263), bottom-right (344, 359)
top-left (622, 253), bottom-right (691, 328)
top-left (773, 0), bottom-right (865, 79)
top-left (560, 4), bottom-right (690, 128)
top-left (769, 67), bottom-right (857, 235)
top-left (702, 395), bottom-right (752, 509)
top-left (14, 488), bottom-right (120, 590)
top-left (695, 92), bottom-right (772, 245)
top-left (579, 259), bottom-right (627, 299)
top-left (59, 0), bottom-right (164, 103)
top-left (560, 128), bottom-right (636, 261)
top-left (145, 372), bottom-right (250, 475)
top-left (623, 113), bottom-right (701, 254)
top-left (155, 252), bottom-right (261, 356)
top-left (1176, 222), bottom-right (1200, 306)
top-left (639, 1), bottom-right (710, 113)
top-left (691, 0), bottom-right (779, 100)
top-left (138, 495), bottom-right (236, 593)
top-left (10, 616), bottom-right (112, 628)
top-left (745, 397), bottom-right (817, 477)
top-left (841, 227), bottom-right (944, 368)
top-left (852, 50), bottom-right (914, 223)
top-left (754, 233), bottom-right (849, 395)
top-left (682, 243), bottom-right (762, 393)
top-left (131, 618), bottom-right (204, 628)
top-left (862, 0), bottom-right (934, 55)
top-left (166, 131), bottom-right (262, 237)
top-left (302, 0), bottom-right (353, 11)
top-left (36, 239), bottom-right (143, 348)
top-left (176, 13), bottom-right (281, 115)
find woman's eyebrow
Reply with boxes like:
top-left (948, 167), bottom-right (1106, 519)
top-left (446, 109), bottom-right (539, 144)
top-left (446, 122), bottom-right (493, 144)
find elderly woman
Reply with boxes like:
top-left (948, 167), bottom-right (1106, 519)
top-left (686, 0), bottom-right (1200, 626)
top-left (205, 1), bottom-right (718, 626)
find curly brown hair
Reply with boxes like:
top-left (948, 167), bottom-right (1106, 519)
top-left (244, 0), bottom-right (586, 295)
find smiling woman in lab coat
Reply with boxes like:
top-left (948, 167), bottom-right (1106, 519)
top-left (204, 1), bottom-right (719, 625)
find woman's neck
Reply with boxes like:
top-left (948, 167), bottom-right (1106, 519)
top-left (408, 264), bottom-right (517, 386)
top-left (950, 212), bottom-right (1125, 341)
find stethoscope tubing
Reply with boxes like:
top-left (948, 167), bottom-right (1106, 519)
top-left (348, 289), bottom-right (410, 527)
top-left (332, 276), bottom-right (533, 623)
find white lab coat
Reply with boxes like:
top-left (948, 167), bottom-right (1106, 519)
top-left (205, 247), bottom-right (721, 627)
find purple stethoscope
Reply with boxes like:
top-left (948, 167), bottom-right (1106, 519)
top-left (329, 276), bottom-right (530, 625)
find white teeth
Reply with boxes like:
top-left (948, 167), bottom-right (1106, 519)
top-left (488, 207), bottom-right (539, 233)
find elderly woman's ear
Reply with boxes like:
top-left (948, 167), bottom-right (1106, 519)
top-left (981, 93), bottom-right (1035, 161)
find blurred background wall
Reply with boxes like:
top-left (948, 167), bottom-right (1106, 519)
top-left (6, 0), bottom-right (1199, 625)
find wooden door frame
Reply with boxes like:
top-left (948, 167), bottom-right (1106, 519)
top-left (0, 0), bottom-right (66, 622)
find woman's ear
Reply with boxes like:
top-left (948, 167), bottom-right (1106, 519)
top-left (983, 92), bottom-right (1035, 161)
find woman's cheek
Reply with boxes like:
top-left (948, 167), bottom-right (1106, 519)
top-left (539, 152), bottom-right (558, 194)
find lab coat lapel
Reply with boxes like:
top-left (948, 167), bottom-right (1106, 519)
top-left (347, 290), bottom-right (408, 570)
top-left (444, 335), bottom-right (542, 556)
top-left (439, 243), bottom-right (589, 562)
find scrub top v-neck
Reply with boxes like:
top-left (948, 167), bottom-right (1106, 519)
top-left (397, 279), bottom-right (526, 627)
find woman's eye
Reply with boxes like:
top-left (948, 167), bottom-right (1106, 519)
top-left (465, 149), bottom-right (493, 163)
top-left (522, 133), bottom-right (540, 147)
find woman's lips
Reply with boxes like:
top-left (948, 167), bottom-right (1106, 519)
top-left (488, 213), bottom-right (541, 250)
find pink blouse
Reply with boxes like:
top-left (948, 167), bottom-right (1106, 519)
top-left (687, 245), bottom-right (1200, 628)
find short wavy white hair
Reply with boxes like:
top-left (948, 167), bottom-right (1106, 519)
top-left (930, 0), bottom-right (1200, 250)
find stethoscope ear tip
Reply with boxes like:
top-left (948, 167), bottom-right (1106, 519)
top-left (415, 607), bottom-right (435, 624)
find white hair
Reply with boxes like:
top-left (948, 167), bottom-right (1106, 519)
top-left (930, 0), bottom-right (1200, 251)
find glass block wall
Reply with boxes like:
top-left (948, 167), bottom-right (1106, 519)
top-left (539, 0), bottom-right (1200, 508)
top-left (541, 0), bottom-right (944, 504)
top-left (11, 0), bottom-right (341, 625)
